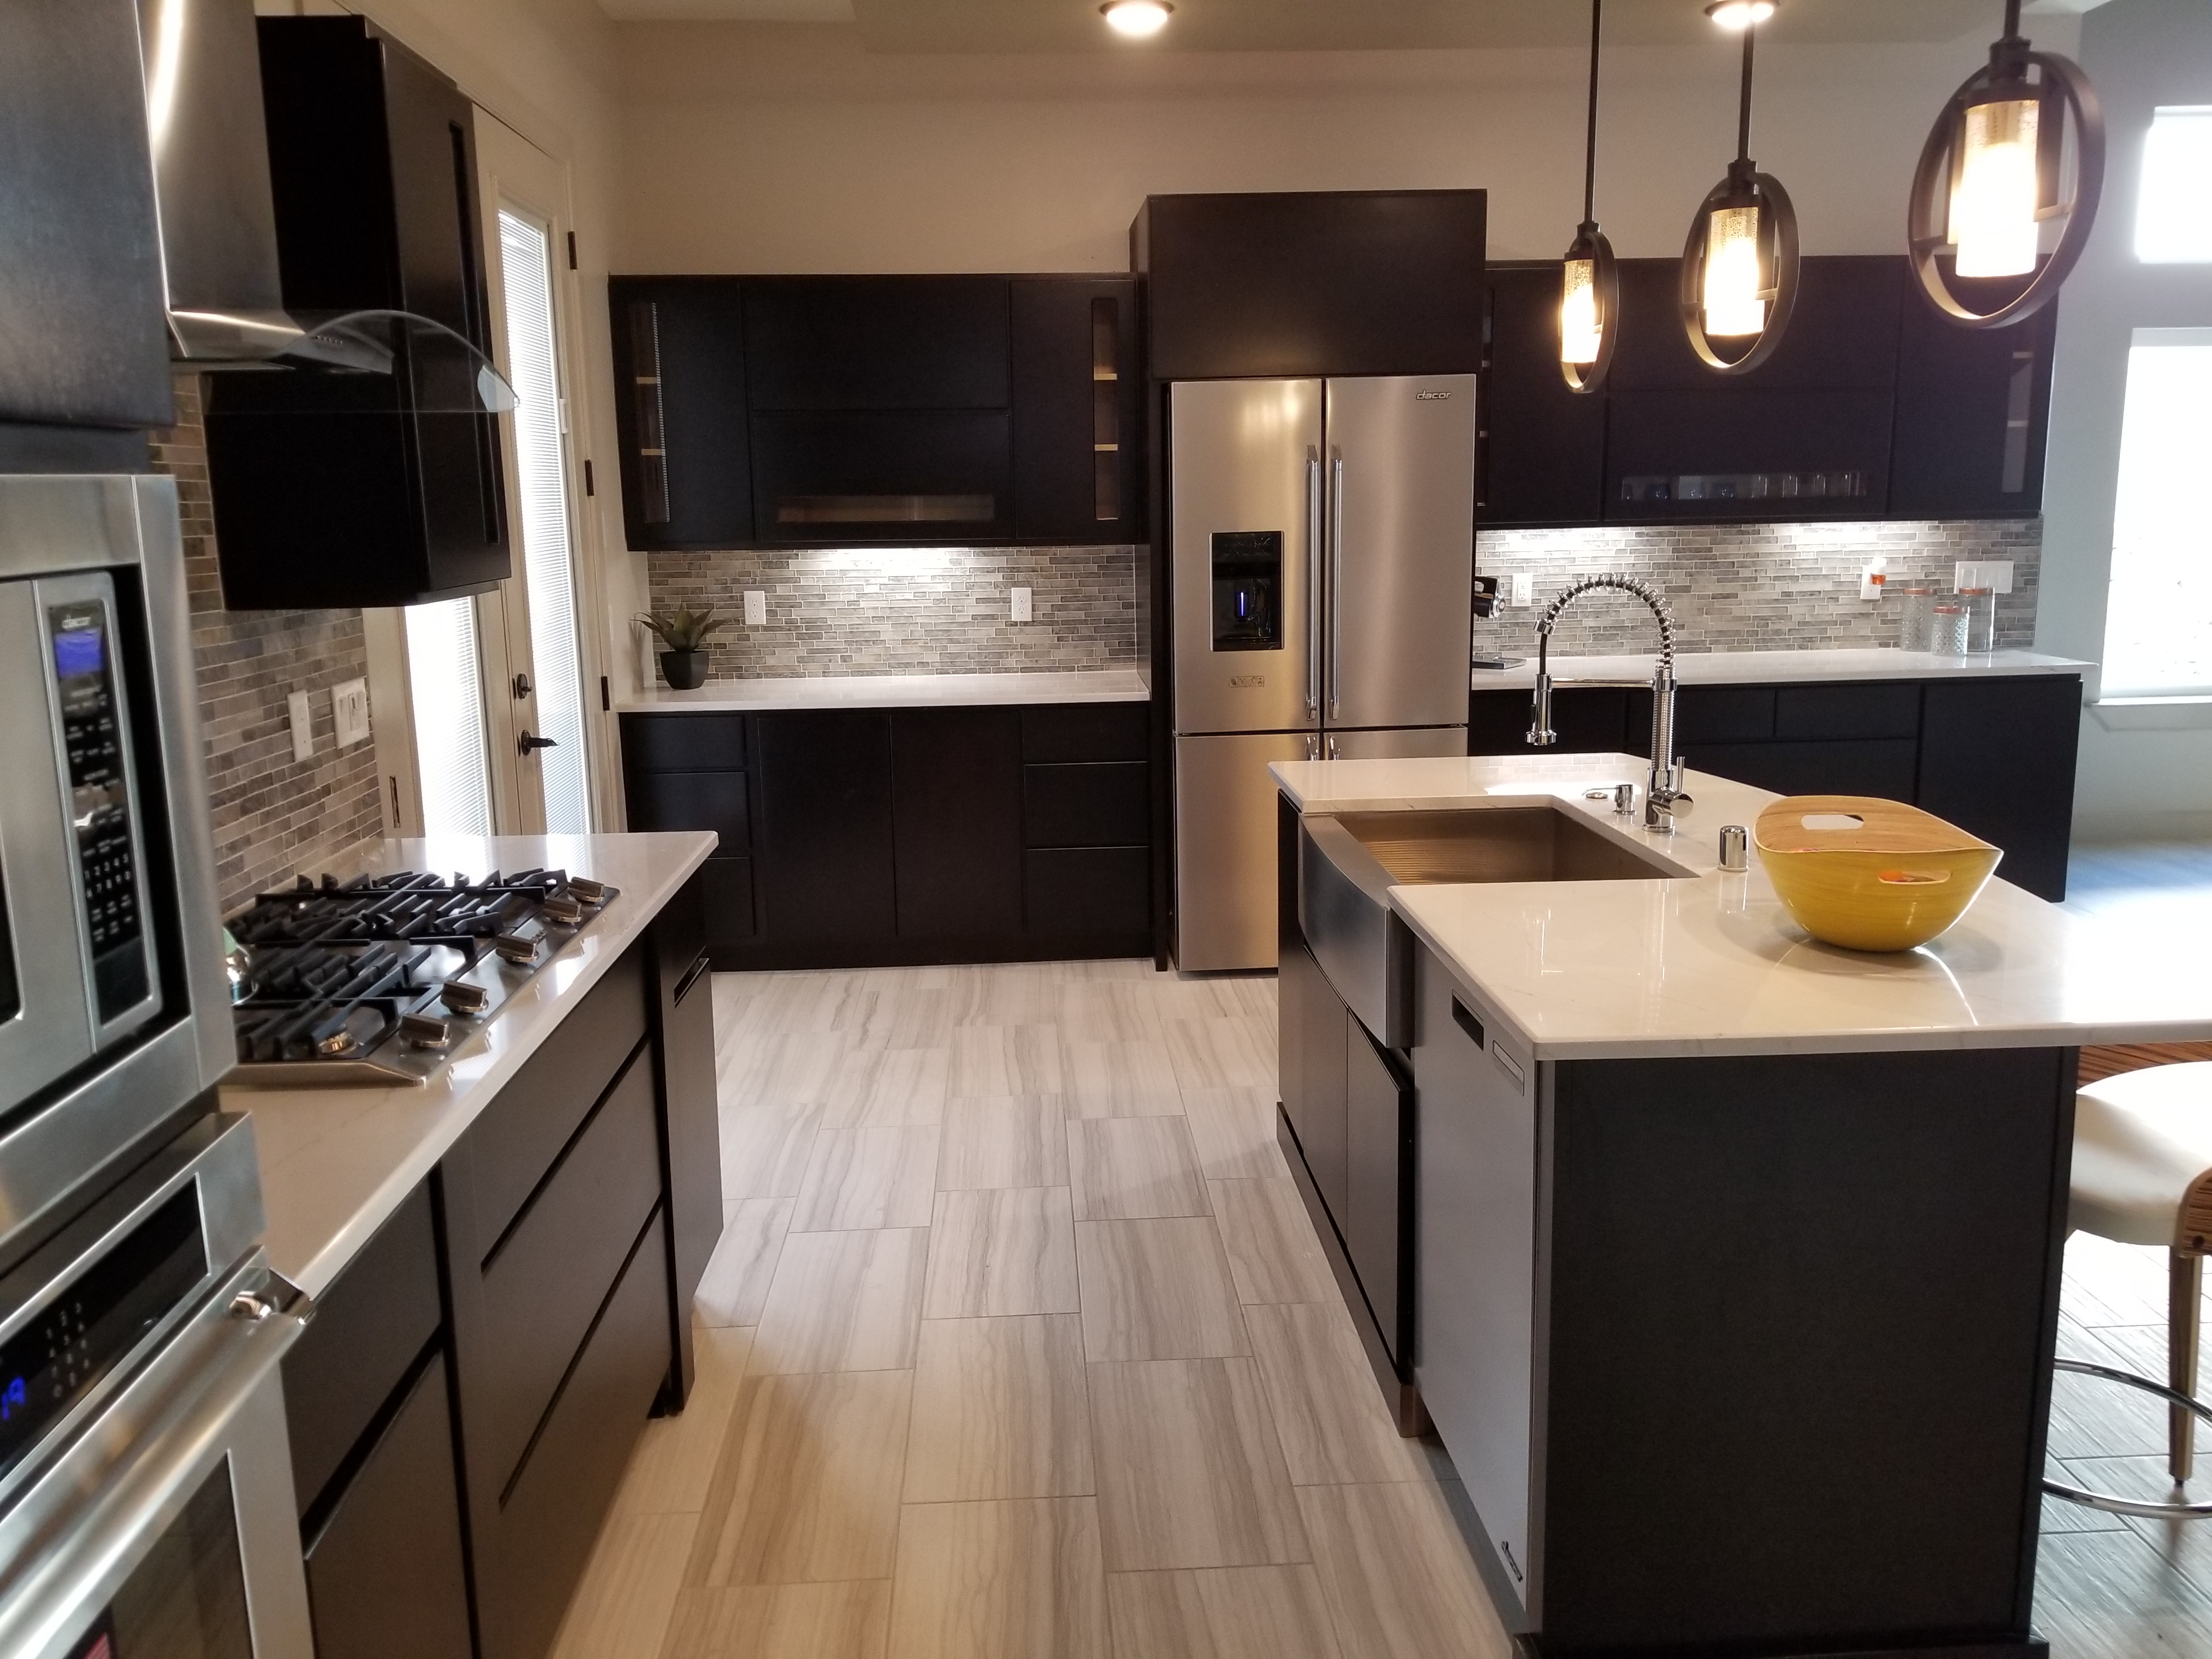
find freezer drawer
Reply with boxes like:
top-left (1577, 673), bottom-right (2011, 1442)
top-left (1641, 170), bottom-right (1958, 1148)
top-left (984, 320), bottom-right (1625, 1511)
top-left (1173, 731), bottom-right (1319, 973)
top-left (1172, 380), bottom-right (1324, 737)
top-left (1324, 376), bottom-right (1477, 732)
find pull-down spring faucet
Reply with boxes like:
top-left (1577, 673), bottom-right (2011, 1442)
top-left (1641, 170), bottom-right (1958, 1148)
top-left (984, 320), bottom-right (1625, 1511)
top-left (1525, 574), bottom-right (1690, 831)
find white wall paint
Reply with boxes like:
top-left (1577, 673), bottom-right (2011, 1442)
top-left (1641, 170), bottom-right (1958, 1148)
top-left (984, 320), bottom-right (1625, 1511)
top-left (610, 22), bottom-right (2074, 272)
top-left (2034, 0), bottom-right (2212, 840)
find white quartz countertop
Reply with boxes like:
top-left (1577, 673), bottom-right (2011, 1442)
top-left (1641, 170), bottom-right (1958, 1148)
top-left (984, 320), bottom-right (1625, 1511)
top-left (1469, 648), bottom-right (2091, 692)
top-left (618, 668), bottom-right (1150, 714)
top-left (231, 831), bottom-right (716, 1298)
top-left (1271, 753), bottom-right (2212, 1063)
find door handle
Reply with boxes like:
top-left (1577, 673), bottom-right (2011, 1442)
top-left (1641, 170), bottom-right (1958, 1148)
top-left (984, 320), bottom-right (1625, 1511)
top-left (1330, 450), bottom-right (1345, 721)
top-left (1306, 449), bottom-right (1322, 718)
top-left (518, 730), bottom-right (558, 756)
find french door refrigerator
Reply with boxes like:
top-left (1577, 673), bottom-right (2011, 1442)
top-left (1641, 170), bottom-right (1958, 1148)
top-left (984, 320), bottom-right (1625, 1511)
top-left (1171, 375), bottom-right (1476, 972)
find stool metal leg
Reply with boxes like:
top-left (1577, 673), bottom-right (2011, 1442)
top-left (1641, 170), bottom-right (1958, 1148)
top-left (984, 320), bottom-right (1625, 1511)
top-left (2176, 1251), bottom-right (2205, 1484)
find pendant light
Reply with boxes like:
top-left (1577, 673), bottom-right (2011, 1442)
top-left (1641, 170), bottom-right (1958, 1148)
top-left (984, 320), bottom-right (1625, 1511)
top-left (1907, 0), bottom-right (2104, 328)
top-left (1559, 0), bottom-right (1618, 394)
top-left (1679, 1), bottom-right (1799, 375)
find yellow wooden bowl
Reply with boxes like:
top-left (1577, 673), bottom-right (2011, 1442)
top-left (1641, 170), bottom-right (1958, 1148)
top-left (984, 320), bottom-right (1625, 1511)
top-left (1753, 795), bottom-right (2002, 952)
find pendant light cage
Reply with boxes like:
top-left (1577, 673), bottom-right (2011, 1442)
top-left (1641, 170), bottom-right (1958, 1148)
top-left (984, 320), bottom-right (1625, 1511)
top-left (1560, 0), bottom-right (1618, 394)
top-left (1906, 16), bottom-right (2105, 330)
top-left (1679, 16), bottom-right (1800, 375)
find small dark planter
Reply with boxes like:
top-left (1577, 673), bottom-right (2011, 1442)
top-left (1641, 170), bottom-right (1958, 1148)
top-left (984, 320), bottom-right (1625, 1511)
top-left (660, 649), bottom-right (709, 690)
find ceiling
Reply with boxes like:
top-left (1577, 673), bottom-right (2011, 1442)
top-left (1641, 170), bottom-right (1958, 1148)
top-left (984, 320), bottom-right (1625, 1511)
top-left (594, 0), bottom-right (2111, 49)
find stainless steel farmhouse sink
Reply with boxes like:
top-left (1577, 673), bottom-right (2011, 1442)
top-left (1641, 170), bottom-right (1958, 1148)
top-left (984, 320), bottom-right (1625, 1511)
top-left (1299, 806), bottom-right (1689, 1046)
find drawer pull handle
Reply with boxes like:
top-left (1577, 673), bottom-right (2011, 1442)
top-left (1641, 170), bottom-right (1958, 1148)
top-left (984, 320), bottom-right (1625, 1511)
top-left (1451, 996), bottom-right (1485, 1049)
top-left (674, 952), bottom-right (712, 1005)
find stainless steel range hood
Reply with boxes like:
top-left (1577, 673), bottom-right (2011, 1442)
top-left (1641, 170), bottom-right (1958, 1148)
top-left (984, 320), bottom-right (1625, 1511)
top-left (137, 0), bottom-right (324, 366)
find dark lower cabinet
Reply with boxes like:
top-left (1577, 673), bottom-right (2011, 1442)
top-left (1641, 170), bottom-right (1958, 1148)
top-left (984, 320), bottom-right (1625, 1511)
top-left (1343, 1023), bottom-right (1414, 1367)
top-left (625, 702), bottom-right (1153, 967)
top-left (1470, 672), bottom-right (2082, 899)
top-left (1280, 939), bottom-right (1349, 1221)
top-left (651, 877), bottom-right (723, 1403)
top-left (894, 707), bottom-right (1025, 940)
top-left (755, 711), bottom-right (900, 947)
top-left (302, 1351), bottom-right (473, 1659)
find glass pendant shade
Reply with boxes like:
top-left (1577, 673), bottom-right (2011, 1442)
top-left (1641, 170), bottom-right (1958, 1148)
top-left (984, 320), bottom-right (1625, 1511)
top-left (1702, 204), bottom-right (1767, 337)
top-left (1951, 95), bottom-right (2042, 276)
top-left (1561, 258), bottom-right (1602, 365)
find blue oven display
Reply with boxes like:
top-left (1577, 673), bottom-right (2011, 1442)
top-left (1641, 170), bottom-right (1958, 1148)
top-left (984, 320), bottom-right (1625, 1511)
top-left (0, 1188), bottom-right (205, 1488)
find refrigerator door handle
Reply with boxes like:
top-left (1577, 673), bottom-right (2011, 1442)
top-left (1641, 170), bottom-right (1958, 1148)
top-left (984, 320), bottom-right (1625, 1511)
top-left (1307, 448), bottom-right (1322, 718)
top-left (1330, 449), bottom-right (1345, 720)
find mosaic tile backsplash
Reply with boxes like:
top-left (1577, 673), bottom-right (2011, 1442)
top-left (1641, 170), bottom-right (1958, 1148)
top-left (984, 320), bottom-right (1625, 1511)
top-left (154, 378), bottom-right (385, 914)
top-left (644, 544), bottom-right (1144, 681)
top-left (1474, 519), bottom-right (2042, 658)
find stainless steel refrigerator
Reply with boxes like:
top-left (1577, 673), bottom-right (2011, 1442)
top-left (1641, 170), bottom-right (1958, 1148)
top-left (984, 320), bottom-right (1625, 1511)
top-left (1171, 375), bottom-right (1476, 972)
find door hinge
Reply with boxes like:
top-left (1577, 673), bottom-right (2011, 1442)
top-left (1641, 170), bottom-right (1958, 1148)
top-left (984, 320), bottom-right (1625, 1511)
top-left (583, 459), bottom-right (595, 496)
top-left (600, 675), bottom-right (610, 713)
top-left (567, 230), bottom-right (578, 270)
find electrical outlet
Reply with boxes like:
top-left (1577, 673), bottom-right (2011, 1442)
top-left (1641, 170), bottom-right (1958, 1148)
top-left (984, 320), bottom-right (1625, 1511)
top-left (1860, 559), bottom-right (1888, 601)
top-left (332, 678), bottom-right (370, 747)
top-left (1011, 586), bottom-right (1033, 623)
top-left (1510, 573), bottom-right (1533, 608)
top-left (744, 590), bottom-right (766, 626)
top-left (287, 690), bottom-right (314, 764)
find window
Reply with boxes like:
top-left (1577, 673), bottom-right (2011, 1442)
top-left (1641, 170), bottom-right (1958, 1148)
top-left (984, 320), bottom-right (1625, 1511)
top-left (404, 597), bottom-right (495, 834)
top-left (2100, 329), bottom-right (2212, 697)
top-left (498, 206), bottom-right (592, 834)
top-left (2137, 106), bottom-right (2212, 263)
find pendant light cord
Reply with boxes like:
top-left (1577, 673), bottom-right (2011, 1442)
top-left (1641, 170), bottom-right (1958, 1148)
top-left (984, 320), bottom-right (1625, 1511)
top-left (1736, 20), bottom-right (1756, 164)
top-left (1581, 0), bottom-right (1603, 225)
top-left (2001, 0), bottom-right (2023, 44)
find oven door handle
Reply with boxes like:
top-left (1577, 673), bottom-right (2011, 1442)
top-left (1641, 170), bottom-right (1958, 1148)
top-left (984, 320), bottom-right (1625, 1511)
top-left (0, 1255), bottom-right (317, 1659)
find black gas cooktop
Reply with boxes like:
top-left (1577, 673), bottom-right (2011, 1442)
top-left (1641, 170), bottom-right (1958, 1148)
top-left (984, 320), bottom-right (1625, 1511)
top-left (225, 868), bottom-right (617, 1087)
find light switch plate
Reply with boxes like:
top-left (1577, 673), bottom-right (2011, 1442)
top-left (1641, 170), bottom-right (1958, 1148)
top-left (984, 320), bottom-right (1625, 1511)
top-left (1510, 574), bottom-right (1533, 608)
top-left (1011, 586), bottom-right (1033, 623)
top-left (332, 678), bottom-right (370, 748)
top-left (744, 590), bottom-right (766, 626)
top-left (1955, 559), bottom-right (2015, 594)
top-left (287, 690), bottom-right (314, 764)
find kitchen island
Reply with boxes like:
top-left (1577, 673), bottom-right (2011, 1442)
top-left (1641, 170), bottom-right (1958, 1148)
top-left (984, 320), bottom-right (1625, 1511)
top-left (1270, 754), bottom-right (2211, 1659)
top-left (234, 831), bottom-right (720, 1659)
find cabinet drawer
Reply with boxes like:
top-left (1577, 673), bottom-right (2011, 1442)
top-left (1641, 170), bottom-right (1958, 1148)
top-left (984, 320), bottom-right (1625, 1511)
top-left (1676, 686), bottom-right (1775, 744)
top-left (1774, 682), bottom-right (1922, 741)
top-left (467, 945), bottom-right (648, 1249)
top-left (1024, 847), bottom-right (1148, 939)
top-left (303, 1351), bottom-right (473, 1659)
top-left (702, 856), bottom-right (755, 944)
top-left (625, 713), bottom-right (747, 772)
top-left (1022, 701), bottom-right (1149, 763)
top-left (489, 1208), bottom-right (672, 1659)
top-left (628, 769), bottom-right (749, 854)
top-left (283, 1183), bottom-right (441, 1517)
top-left (475, 1045), bottom-right (664, 1496)
top-left (1687, 738), bottom-right (1920, 801)
top-left (1023, 761), bottom-right (1148, 848)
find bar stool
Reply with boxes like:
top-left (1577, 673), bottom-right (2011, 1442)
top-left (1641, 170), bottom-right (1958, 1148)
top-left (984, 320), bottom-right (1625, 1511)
top-left (2055, 1060), bottom-right (2212, 1519)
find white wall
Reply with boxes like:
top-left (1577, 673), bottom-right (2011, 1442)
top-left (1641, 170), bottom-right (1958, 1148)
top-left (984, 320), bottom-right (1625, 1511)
top-left (610, 22), bottom-right (2066, 272)
top-left (2034, 0), bottom-right (2212, 840)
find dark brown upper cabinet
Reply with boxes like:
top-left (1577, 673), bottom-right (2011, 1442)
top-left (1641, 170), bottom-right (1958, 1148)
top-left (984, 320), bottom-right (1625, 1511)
top-left (605, 273), bottom-right (1143, 550)
top-left (202, 16), bottom-right (506, 609)
top-left (1478, 255), bottom-right (2053, 530)
top-left (608, 277), bottom-right (752, 551)
top-left (1133, 190), bottom-right (1488, 381)
top-left (1012, 276), bottom-right (1145, 545)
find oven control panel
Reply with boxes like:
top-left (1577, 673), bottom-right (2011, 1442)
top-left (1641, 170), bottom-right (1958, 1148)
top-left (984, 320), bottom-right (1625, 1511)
top-left (45, 588), bottom-right (152, 1028)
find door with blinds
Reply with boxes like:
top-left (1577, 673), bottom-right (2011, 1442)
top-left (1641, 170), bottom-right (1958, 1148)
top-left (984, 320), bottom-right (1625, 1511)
top-left (368, 111), bottom-right (603, 838)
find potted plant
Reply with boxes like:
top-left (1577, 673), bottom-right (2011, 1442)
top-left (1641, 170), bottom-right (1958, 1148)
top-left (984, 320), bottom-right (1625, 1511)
top-left (636, 606), bottom-right (727, 690)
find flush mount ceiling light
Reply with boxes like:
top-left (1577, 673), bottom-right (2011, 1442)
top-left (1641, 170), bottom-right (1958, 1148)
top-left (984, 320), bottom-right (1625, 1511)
top-left (1560, 0), bottom-right (1619, 393)
top-left (1704, 0), bottom-right (1775, 27)
top-left (1907, 0), bottom-right (2105, 329)
top-left (1101, 0), bottom-right (1172, 38)
top-left (1679, 0), bottom-right (1799, 375)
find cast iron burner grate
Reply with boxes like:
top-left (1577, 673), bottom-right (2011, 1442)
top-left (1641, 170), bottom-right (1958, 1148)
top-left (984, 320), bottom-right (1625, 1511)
top-left (225, 868), bottom-right (617, 1087)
